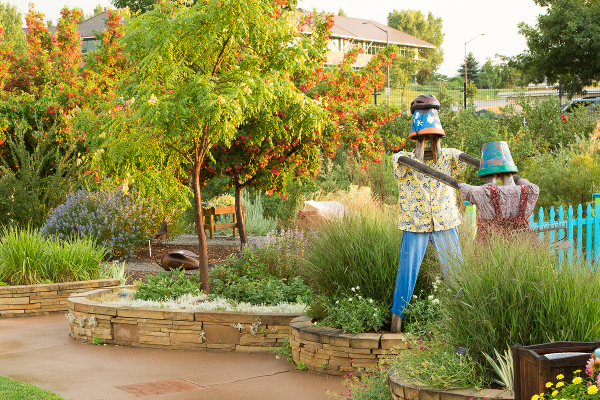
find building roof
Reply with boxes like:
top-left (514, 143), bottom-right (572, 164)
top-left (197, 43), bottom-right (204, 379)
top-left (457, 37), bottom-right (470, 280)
top-left (23, 12), bottom-right (110, 39)
top-left (298, 9), bottom-right (436, 49)
top-left (76, 12), bottom-right (110, 38)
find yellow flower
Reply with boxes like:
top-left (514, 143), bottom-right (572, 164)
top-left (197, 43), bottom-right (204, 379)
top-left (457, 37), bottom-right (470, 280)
top-left (556, 382), bottom-right (565, 388)
top-left (532, 395), bottom-right (540, 400)
top-left (552, 391), bottom-right (558, 397)
top-left (572, 377), bottom-right (583, 384)
top-left (546, 382), bottom-right (553, 388)
top-left (556, 374), bottom-right (564, 380)
top-left (588, 385), bottom-right (598, 395)
top-left (574, 370), bottom-right (582, 374)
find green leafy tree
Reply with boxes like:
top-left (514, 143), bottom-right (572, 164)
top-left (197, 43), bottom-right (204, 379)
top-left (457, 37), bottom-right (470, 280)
top-left (0, 2), bottom-right (26, 54)
top-left (113, 0), bottom-right (329, 292)
top-left (387, 9), bottom-right (444, 83)
top-left (517, 0), bottom-right (600, 95)
top-left (111, 0), bottom-right (157, 14)
top-left (457, 52), bottom-right (480, 85)
top-left (93, 4), bottom-right (104, 15)
top-left (337, 8), bottom-right (347, 17)
top-left (478, 58), bottom-right (501, 89)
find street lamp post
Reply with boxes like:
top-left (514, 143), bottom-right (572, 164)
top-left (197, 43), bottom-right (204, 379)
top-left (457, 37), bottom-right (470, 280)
top-left (464, 33), bottom-right (484, 109)
top-left (363, 22), bottom-right (389, 106)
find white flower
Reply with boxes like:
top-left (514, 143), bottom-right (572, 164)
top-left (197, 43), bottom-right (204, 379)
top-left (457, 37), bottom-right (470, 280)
top-left (369, 299), bottom-right (374, 303)
top-left (373, 313), bottom-right (377, 317)
top-left (428, 295), bottom-right (434, 300)
top-left (431, 299), bottom-right (440, 304)
top-left (355, 286), bottom-right (360, 290)
top-left (348, 298), bottom-right (353, 302)
top-left (335, 300), bottom-right (339, 304)
top-left (412, 295), bottom-right (417, 299)
top-left (358, 295), bottom-right (362, 300)
top-left (351, 287), bottom-right (356, 292)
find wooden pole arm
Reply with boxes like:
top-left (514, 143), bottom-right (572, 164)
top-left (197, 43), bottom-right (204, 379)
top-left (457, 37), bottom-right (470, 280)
top-left (397, 156), bottom-right (462, 190)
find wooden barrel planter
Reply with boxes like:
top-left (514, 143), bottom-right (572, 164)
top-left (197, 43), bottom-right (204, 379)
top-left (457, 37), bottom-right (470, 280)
top-left (0, 279), bottom-right (120, 318)
top-left (388, 370), bottom-right (514, 400)
top-left (512, 339), bottom-right (600, 400)
top-left (67, 286), bottom-right (303, 352)
top-left (289, 315), bottom-right (412, 375)
top-left (199, 206), bottom-right (246, 239)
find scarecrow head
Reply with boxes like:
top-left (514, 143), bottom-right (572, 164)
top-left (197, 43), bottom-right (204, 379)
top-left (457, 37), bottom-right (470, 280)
top-left (478, 141), bottom-right (518, 185)
top-left (409, 94), bottom-right (444, 162)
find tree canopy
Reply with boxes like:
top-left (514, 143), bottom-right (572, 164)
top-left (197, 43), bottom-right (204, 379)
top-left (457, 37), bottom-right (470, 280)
top-left (0, 2), bottom-right (26, 54)
top-left (517, 0), bottom-right (600, 94)
top-left (457, 52), bottom-right (480, 84)
top-left (110, 0), bottom-right (331, 291)
top-left (387, 9), bottom-right (444, 83)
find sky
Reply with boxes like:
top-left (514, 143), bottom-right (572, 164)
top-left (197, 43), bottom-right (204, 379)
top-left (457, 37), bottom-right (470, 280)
top-left (15, 0), bottom-right (547, 77)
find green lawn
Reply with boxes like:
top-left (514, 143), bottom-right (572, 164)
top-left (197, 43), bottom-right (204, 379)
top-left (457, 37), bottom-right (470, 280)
top-left (0, 376), bottom-right (66, 400)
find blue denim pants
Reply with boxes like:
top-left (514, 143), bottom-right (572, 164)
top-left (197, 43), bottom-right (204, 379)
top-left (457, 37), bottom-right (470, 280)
top-left (391, 227), bottom-right (462, 317)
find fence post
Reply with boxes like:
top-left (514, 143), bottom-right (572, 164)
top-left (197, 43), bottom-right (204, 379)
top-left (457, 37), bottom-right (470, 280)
top-left (594, 193), bottom-right (600, 207)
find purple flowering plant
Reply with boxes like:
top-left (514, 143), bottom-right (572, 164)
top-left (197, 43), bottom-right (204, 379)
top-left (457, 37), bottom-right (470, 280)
top-left (42, 190), bottom-right (160, 258)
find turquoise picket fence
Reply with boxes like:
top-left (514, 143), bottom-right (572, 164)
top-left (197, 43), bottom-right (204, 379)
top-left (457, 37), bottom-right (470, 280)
top-left (528, 193), bottom-right (600, 268)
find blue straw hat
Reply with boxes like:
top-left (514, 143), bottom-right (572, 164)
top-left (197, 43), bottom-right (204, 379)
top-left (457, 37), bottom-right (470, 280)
top-left (478, 141), bottom-right (518, 177)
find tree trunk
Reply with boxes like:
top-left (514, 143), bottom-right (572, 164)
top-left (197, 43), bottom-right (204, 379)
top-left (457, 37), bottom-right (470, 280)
top-left (192, 161), bottom-right (210, 294)
top-left (234, 181), bottom-right (248, 250)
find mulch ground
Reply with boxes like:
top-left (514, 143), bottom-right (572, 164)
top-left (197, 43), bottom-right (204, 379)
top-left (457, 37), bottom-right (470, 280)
top-left (125, 243), bottom-right (241, 285)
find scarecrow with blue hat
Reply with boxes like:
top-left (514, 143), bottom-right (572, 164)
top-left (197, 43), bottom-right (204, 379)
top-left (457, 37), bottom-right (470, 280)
top-left (390, 94), bottom-right (467, 332)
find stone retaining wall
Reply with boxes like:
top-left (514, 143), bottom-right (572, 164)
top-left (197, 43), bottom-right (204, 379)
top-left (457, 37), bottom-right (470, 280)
top-left (0, 279), bottom-right (121, 318)
top-left (290, 315), bottom-right (412, 375)
top-left (388, 370), bottom-right (514, 400)
top-left (67, 286), bottom-right (304, 352)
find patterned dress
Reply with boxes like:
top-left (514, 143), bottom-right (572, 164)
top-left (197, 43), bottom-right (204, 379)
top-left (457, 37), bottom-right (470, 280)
top-left (393, 148), bottom-right (467, 232)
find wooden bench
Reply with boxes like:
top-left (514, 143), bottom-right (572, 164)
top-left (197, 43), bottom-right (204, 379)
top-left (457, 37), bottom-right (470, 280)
top-left (199, 205), bottom-right (246, 239)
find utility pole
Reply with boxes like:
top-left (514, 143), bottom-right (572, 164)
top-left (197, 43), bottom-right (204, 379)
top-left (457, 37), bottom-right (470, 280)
top-left (464, 33), bottom-right (484, 109)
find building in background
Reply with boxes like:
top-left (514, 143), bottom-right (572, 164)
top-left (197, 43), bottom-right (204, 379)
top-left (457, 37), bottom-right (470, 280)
top-left (298, 9), bottom-right (436, 68)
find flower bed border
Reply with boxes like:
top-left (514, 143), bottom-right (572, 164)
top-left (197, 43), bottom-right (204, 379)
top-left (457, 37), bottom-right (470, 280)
top-left (388, 369), bottom-right (514, 400)
top-left (289, 315), bottom-right (412, 376)
top-left (67, 286), bottom-right (304, 352)
top-left (0, 279), bottom-right (120, 318)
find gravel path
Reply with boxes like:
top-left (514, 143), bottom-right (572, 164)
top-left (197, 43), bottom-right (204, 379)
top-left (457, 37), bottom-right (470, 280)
top-left (121, 234), bottom-right (268, 275)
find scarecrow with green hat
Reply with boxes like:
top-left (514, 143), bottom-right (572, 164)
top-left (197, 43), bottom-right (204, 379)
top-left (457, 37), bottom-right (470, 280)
top-left (458, 141), bottom-right (540, 241)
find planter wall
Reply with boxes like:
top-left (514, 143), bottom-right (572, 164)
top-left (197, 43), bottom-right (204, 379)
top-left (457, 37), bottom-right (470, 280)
top-left (0, 279), bottom-right (120, 318)
top-left (67, 286), bottom-right (303, 352)
top-left (388, 370), bottom-right (514, 400)
top-left (290, 315), bottom-right (412, 375)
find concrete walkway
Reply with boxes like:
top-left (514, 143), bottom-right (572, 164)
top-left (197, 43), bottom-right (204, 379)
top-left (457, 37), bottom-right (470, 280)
top-left (0, 315), bottom-right (346, 400)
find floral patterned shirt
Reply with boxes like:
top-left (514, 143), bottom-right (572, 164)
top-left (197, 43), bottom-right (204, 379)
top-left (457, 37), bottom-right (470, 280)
top-left (458, 180), bottom-right (540, 220)
top-left (393, 148), bottom-right (466, 233)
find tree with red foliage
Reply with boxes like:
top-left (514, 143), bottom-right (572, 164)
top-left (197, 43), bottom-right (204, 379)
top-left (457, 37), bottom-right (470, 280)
top-left (203, 14), bottom-right (406, 246)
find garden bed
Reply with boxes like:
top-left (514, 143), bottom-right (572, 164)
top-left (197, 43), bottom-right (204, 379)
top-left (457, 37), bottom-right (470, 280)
top-left (0, 279), bottom-right (120, 318)
top-left (289, 315), bottom-right (412, 376)
top-left (388, 370), bottom-right (514, 400)
top-left (67, 286), bottom-right (303, 352)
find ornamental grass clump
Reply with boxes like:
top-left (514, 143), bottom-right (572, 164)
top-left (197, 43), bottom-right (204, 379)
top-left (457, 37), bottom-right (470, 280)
top-left (0, 226), bottom-right (109, 286)
top-left (42, 190), bottom-right (160, 258)
top-left (303, 201), bottom-right (402, 307)
top-left (438, 232), bottom-right (600, 367)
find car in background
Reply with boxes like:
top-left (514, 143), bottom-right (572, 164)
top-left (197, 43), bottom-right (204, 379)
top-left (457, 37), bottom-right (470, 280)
top-left (560, 96), bottom-right (600, 121)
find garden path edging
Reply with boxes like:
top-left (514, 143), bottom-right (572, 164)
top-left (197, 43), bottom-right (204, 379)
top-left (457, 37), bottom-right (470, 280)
top-left (290, 315), bottom-right (412, 376)
top-left (388, 369), bottom-right (514, 400)
top-left (67, 286), bottom-right (303, 352)
top-left (0, 279), bottom-right (120, 318)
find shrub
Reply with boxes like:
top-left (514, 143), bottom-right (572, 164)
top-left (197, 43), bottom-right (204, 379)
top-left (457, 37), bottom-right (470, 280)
top-left (0, 121), bottom-right (86, 228)
top-left (220, 228), bottom-right (306, 280)
top-left (387, 336), bottom-right (487, 390)
top-left (134, 267), bottom-right (202, 301)
top-left (402, 288), bottom-right (444, 337)
top-left (438, 232), bottom-right (600, 367)
top-left (42, 189), bottom-right (160, 258)
top-left (523, 132), bottom-right (600, 210)
top-left (319, 287), bottom-right (388, 334)
top-left (326, 364), bottom-right (391, 400)
top-left (0, 227), bottom-right (109, 286)
top-left (209, 263), bottom-right (313, 306)
top-left (243, 191), bottom-right (277, 236)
